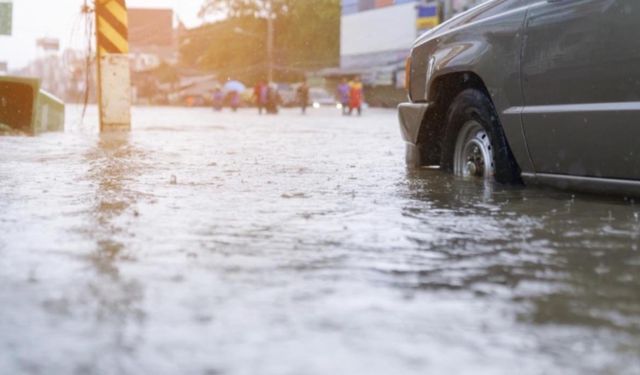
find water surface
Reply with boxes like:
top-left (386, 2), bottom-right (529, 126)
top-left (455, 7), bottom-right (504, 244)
top-left (1, 105), bottom-right (639, 374)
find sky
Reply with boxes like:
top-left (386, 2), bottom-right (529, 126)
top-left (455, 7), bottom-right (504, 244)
top-left (0, 0), bottom-right (207, 70)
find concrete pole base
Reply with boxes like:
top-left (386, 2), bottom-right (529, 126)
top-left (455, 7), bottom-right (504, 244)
top-left (98, 54), bottom-right (131, 132)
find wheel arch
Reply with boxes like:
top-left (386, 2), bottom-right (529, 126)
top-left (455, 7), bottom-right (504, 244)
top-left (415, 71), bottom-right (491, 166)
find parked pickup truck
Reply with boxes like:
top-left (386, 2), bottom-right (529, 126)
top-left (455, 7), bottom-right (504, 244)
top-left (399, 0), bottom-right (640, 196)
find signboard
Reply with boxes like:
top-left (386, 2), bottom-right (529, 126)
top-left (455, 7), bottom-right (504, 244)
top-left (361, 69), bottom-right (394, 87)
top-left (416, 4), bottom-right (439, 31)
top-left (36, 38), bottom-right (60, 51)
top-left (0, 1), bottom-right (12, 36)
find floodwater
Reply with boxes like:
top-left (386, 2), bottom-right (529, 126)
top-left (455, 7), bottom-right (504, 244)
top-left (1, 105), bottom-right (639, 374)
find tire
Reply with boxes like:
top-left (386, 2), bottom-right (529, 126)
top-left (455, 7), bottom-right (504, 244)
top-left (440, 89), bottom-right (521, 184)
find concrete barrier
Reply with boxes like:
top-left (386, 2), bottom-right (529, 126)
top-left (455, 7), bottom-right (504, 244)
top-left (0, 76), bottom-right (65, 135)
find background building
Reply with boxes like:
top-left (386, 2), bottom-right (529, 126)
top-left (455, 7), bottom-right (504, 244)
top-left (325, 0), bottom-right (486, 107)
top-left (10, 37), bottom-right (96, 104)
top-left (128, 8), bottom-right (180, 72)
top-left (128, 8), bottom-right (183, 104)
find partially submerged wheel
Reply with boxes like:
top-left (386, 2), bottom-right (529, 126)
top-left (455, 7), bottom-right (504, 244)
top-left (441, 89), bottom-right (521, 184)
top-left (453, 120), bottom-right (495, 178)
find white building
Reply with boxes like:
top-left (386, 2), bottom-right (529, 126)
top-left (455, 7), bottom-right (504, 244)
top-left (337, 0), bottom-right (486, 94)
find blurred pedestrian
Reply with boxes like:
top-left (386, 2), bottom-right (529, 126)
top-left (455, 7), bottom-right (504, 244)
top-left (266, 83), bottom-right (281, 114)
top-left (254, 80), bottom-right (268, 115)
top-left (260, 83), bottom-right (269, 114)
top-left (297, 79), bottom-right (310, 114)
top-left (186, 96), bottom-right (196, 107)
top-left (212, 87), bottom-right (223, 111)
top-left (337, 78), bottom-right (350, 115)
top-left (348, 77), bottom-right (364, 116)
top-left (229, 90), bottom-right (240, 112)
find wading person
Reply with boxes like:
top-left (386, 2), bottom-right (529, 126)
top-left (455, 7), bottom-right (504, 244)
top-left (337, 78), bottom-right (350, 115)
top-left (229, 90), bottom-right (240, 112)
top-left (212, 87), bottom-right (223, 111)
top-left (348, 77), bottom-right (364, 116)
top-left (297, 80), bottom-right (310, 114)
top-left (253, 80), bottom-right (267, 115)
top-left (266, 83), bottom-right (280, 114)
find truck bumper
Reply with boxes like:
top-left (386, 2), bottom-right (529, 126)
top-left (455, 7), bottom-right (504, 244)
top-left (398, 102), bottom-right (431, 168)
top-left (398, 102), bottom-right (430, 144)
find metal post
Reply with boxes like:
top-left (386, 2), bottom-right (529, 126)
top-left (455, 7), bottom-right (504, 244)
top-left (95, 0), bottom-right (131, 131)
top-left (442, 0), bottom-right (453, 20)
top-left (266, 0), bottom-right (274, 83)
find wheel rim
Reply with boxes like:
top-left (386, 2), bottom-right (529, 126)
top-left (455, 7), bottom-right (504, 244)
top-left (453, 120), bottom-right (495, 178)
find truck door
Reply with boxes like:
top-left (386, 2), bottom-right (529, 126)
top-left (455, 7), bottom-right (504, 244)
top-left (521, 0), bottom-right (640, 179)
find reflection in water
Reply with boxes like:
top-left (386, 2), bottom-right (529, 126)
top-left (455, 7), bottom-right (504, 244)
top-left (401, 168), bottom-right (640, 350)
top-left (82, 133), bottom-right (146, 369)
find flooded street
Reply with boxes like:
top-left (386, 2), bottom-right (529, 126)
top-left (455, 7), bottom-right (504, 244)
top-left (1, 105), bottom-right (639, 374)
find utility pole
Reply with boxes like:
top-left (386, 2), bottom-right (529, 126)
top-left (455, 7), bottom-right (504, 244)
top-left (94, 0), bottom-right (131, 131)
top-left (264, 0), bottom-right (274, 83)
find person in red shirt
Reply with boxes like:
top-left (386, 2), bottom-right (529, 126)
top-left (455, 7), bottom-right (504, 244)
top-left (348, 77), bottom-right (364, 116)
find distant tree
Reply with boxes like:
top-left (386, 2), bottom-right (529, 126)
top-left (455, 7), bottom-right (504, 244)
top-left (199, 0), bottom-right (288, 19)
top-left (183, 0), bottom-right (339, 84)
top-left (278, 0), bottom-right (340, 71)
top-left (181, 16), bottom-right (269, 84)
